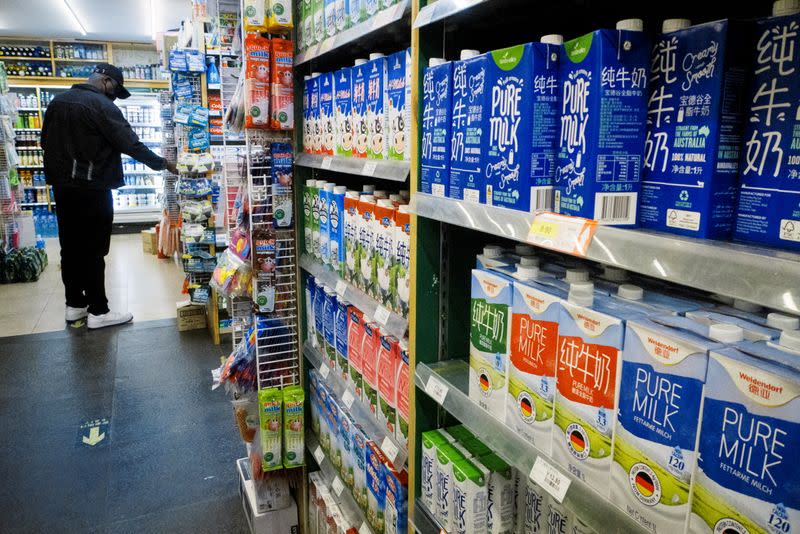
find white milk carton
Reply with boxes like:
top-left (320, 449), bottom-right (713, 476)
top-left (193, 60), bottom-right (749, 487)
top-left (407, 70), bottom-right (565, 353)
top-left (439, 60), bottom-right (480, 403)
top-left (470, 269), bottom-right (513, 420)
top-left (518, 475), bottom-right (549, 534)
top-left (387, 48), bottom-right (411, 161)
top-left (452, 458), bottom-right (489, 534)
top-left (478, 453), bottom-right (516, 534)
top-left (689, 331), bottom-right (800, 534)
top-left (421, 430), bottom-right (448, 513)
top-left (436, 442), bottom-right (466, 532)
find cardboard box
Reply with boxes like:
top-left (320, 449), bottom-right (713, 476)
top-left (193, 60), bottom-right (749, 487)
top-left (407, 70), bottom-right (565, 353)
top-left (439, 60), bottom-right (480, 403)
top-left (237, 458), bottom-right (299, 534)
top-left (141, 229), bottom-right (157, 254)
top-left (177, 300), bottom-right (207, 331)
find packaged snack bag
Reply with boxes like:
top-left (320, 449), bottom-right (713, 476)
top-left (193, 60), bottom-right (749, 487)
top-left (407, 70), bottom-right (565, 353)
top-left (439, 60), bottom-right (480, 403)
top-left (270, 38), bottom-right (294, 130)
top-left (267, 0), bottom-right (294, 33)
top-left (243, 0), bottom-right (267, 31)
top-left (283, 385), bottom-right (305, 468)
top-left (259, 387), bottom-right (283, 471)
top-left (245, 33), bottom-right (271, 129)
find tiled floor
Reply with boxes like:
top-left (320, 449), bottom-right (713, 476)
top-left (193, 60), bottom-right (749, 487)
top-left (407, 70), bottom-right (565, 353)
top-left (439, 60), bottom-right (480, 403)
top-left (0, 234), bottom-right (186, 337)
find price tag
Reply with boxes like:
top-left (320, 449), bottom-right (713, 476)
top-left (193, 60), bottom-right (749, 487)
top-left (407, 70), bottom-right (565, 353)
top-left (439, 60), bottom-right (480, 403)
top-left (320, 363), bottom-right (330, 379)
top-left (313, 446), bottom-right (325, 465)
top-left (526, 212), bottom-right (598, 257)
top-left (359, 522), bottom-right (371, 534)
top-left (529, 456), bottom-right (571, 503)
top-left (342, 388), bottom-right (355, 409)
top-left (425, 375), bottom-right (449, 405)
top-left (321, 156), bottom-right (333, 170)
top-left (374, 305), bottom-right (391, 326)
top-left (381, 436), bottom-right (400, 465)
top-left (332, 476), bottom-right (345, 496)
top-left (362, 161), bottom-right (377, 177)
top-left (335, 279), bottom-right (348, 297)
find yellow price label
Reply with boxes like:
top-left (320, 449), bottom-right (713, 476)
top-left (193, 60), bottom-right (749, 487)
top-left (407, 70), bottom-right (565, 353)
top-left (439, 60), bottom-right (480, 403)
top-left (529, 220), bottom-right (559, 238)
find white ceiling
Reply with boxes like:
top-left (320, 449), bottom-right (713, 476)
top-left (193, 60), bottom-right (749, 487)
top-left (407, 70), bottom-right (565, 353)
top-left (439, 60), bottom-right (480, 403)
top-left (0, 0), bottom-right (187, 43)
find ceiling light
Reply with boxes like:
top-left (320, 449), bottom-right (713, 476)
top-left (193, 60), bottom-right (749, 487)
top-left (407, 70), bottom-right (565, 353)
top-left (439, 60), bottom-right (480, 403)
top-left (62, 0), bottom-right (88, 36)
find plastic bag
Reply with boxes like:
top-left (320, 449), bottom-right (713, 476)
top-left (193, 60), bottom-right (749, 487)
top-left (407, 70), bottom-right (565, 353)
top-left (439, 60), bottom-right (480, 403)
top-left (244, 33), bottom-right (271, 129)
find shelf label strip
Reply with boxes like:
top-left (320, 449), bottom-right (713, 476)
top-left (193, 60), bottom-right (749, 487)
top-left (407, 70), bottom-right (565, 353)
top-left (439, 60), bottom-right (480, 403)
top-left (381, 436), bottom-right (400, 465)
top-left (526, 212), bottom-right (597, 257)
top-left (313, 446), bottom-right (325, 465)
top-left (425, 375), bottom-right (449, 405)
top-left (529, 456), bottom-right (571, 504)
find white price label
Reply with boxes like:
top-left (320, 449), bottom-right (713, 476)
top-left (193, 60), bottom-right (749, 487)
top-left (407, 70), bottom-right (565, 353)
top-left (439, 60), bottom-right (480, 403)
top-left (374, 305), bottom-right (391, 326)
top-left (529, 456), bottom-right (571, 503)
top-left (359, 522), bottom-right (371, 534)
top-left (381, 436), bottom-right (400, 465)
top-left (425, 375), bottom-right (449, 405)
top-left (313, 446), bottom-right (325, 465)
top-left (342, 388), bottom-right (355, 409)
top-left (362, 161), bottom-right (377, 177)
top-left (332, 476), bottom-right (345, 496)
top-left (321, 156), bottom-right (333, 170)
top-left (335, 279), bottom-right (348, 297)
top-left (320, 363), bottom-right (330, 379)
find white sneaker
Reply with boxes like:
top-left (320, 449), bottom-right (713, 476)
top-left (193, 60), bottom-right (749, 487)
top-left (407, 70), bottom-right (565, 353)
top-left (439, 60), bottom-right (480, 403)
top-left (88, 311), bottom-right (134, 330)
top-left (65, 306), bottom-right (89, 322)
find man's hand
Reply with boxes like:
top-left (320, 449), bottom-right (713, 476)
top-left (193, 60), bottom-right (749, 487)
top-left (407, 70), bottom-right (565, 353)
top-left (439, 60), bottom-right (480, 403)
top-left (165, 160), bottom-right (179, 175)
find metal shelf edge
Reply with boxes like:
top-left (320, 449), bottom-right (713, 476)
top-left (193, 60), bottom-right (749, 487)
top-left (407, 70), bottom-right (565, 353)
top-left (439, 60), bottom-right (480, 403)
top-left (295, 153), bottom-right (410, 182)
top-left (413, 0), bottom-right (489, 28)
top-left (410, 499), bottom-right (442, 534)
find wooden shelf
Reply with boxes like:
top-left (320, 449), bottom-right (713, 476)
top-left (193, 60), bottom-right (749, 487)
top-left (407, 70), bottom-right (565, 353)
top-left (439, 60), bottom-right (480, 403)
top-left (53, 58), bottom-right (106, 63)
top-left (0, 56), bottom-right (51, 61)
top-left (8, 76), bottom-right (168, 89)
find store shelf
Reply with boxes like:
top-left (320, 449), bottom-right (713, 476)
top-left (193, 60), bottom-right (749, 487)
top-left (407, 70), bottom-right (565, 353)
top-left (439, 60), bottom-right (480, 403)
top-left (0, 56), bottom-right (51, 61)
top-left (304, 341), bottom-right (408, 469)
top-left (16, 107), bottom-right (40, 111)
top-left (7, 76), bottom-right (168, 89)
top-left (413, 0), bottom-right (490, 27)
top-left (415, 359), bottom-right (645, 534)
top-left (115, 205), bottom-right (161, 213)
top-left (53, 58), bottom-right (103, 63)
top-left (22, 185), bottom-right (46, 189)
top-left (410, 499), bottom-right (442, 534)
top-left (128, 123), bottom-right (162, 128)
top-left (123, 169), bottom-right (161, 175)
top-left (410, 193), bottom-right (800, 314)
top-left (19, 202), bottom-right (49, 206)
top-left (295, 154), bottom-right (410, 182)
top-left (295, 0), bottom-right (410, 66)
top-left (119, 184), bottom-right (160, 190)
top-left (14, 129), bottom-right (40, 132)
top-left (300, 254), bottom-right (408, 339)
top-left (113, 206), bottom-right (160, 224)
top-left (17, 165), bottom-right (43, 169)
top-left (307, 431), bottom-right (375, 534)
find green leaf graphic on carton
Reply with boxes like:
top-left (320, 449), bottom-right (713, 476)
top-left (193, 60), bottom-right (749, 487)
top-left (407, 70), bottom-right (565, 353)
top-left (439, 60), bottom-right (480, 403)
top-left (491, 45), bottom-right (525, 71)
top-left (565, 33), bottom-right (594, 63)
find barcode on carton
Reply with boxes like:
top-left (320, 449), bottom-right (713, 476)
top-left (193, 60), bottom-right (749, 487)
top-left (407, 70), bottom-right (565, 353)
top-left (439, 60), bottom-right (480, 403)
top-left (595, 193), bottom-right (636, 225)
top-left (532, 187), bottom-right (554, 211)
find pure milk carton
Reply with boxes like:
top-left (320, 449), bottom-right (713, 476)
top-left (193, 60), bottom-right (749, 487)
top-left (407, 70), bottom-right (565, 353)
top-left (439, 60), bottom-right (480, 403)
top-left (305, 274), bottom-right (317, 344)
top-left (349, 0), bottom-right (364, 27)
top-left (344, 191), bottom-right (360, 283)
top-left (395, 341), bottom-right (410, 448)
top-left (311, 180), bottom-right (323, 259)
top-left (421, 430), bottom-right (448, 512)
top-left (506, 270), bottom-right (567, 454)
top-left (452, 459), bottom-right (489, 534)
top-left (518, 474), bottom-right (548, 534)
top-left (339, 409), bottom-right (357, 485)
top-left (384, 465), bottom-right (408, 534)
top-left (304, 77), bottom-right (313, 153)
top-left (483, 42), bottom-right (560, 212)
top-left (310, 74), bottom-right (322, 154)
top-left (304, 180), bottom-right (315, 255)
top-left (335, 67), bottom-right (354, 156)
top-left (319, 183), bottom-right (334, 265)
top-left (313, 0), bottom-right (325, 44)
top-left (347, 305), bottom-right (365, 399)
top-left (374, 199), bottom-right (396, 306)
top-left (469, 269), bottom-right (513, 419)
top-left (393, 205), bottom-right (410, 317)
top-left (555, 21), bottom-right (650, 226)
top-left (362, 321), bottom-right (381, 418)
top-left (689, 332), bottom-right (800, 534)
top-left (335, 298), bottom-right (350, 381)
top-left (331, 186), bottom-right (346, 276)
top-left (377, 334), bottom-right (400, 435)
top-left (611, 316), bottom-right (729, 534)
top-left (551, 286), bottom-right (645, 493)
top-left (421, 59), bottom-right (453, 196)
top-left (352, 60), bottom-right (370, 158)
top-left (366, 442), bottom-right (387, 534)
top-left (735, 3), bottom-right (800, 250)
top-left (640, 19), bottom-right (749, 239)
top-left (436, 443), bottom-right (465, 532)
top-left (387, 49), bottom-right (411, 161)
top-left (320, 72), bottom-right (335, 156)
top-left (334, 0), bottom-right (348, 33)
top-left (323, 287), bottom-right (337, 371)
top-left (477, 453), bottom-right (516, 534)
top-left (352, 425), bottom-right (371, 510)
top-left (366, 54), bottom-right (388, 159)
top-left (314, 282), bottom-right (326, 349)
top-left (357, 195), bottom-right (377, 294)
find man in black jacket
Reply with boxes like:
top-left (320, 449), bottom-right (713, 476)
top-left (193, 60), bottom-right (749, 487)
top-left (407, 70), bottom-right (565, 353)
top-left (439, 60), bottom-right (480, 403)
top-left (42, 63), bottom-right (178, 329)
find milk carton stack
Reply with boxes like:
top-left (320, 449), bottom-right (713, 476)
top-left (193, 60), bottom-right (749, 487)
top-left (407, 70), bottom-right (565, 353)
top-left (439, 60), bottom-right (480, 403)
top-left (421, 58), bottom-right (453, 196)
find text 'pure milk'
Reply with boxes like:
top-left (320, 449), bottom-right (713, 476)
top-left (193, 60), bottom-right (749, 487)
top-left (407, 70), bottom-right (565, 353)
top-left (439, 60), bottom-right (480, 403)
top-left (555, 19), bottom-right (650, 227)
top-left (366, 53), bottom-right (388, 160)
top-left (469, 269), bottom-right (512, 420)
top-left (689, 331), bottom-right (800, 534)
top-left (484, 41), bottom-right (560, 213)
top-left (611, 316), bottom-right (732, 534)
top-left (387, 49), bottom-right (411, 161)
top-left (335, 67), bottom-right (354, 156)
top-left (735, 2), bottom-right (800, 251)
top-left (640, 19), bottom-right (749, 239)
top-left (421, 58), bottom-right (453, 196)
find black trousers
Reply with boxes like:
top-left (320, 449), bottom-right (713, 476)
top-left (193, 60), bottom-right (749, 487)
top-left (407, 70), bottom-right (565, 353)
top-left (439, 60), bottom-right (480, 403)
top-left (53, 186), bottom-right (113, 316)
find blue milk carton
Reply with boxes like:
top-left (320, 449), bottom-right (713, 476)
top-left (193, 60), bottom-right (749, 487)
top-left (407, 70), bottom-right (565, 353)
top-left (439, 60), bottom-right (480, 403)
top-left (555, 20), bottom-right (650, 227)
top-left (314, 281), bottom-right (326, 349)
top-left (484, 41), bottom-right (560, 212)
top-left (366, 53), bottom-right (388, 160)
top-left (639, 19), bottom-right (750, 239)
top-left (335, 67), bottom-right (354, 156)
top-left (303, 76), bottom-right (313, 153)
top-left (335, 298), bottom-right (350, 381)
top-left (387, 49), bottom-right (411, 161)
top-left (421, 58), bottom-right (453, 196)
top-left (323, 286), bottom-right (338, 370)
top-left (735, 3), bottom-right (800, 250)
top-left (320, 72), bottom-right (335, 156)
top-left (352, 59), bottom-right (370, 159)
top-left (310, 74), bottom-right (322, 154)
top-left (319, 182), bottom-right (334, 266)
top-left (331, 185), bottom-right (346, 276)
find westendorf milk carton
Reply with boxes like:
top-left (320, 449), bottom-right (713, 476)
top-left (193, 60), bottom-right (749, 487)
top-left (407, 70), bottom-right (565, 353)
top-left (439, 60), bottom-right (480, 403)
top-left (735, 2), bottom-right (800, 251)
top-left (377, 334), bottom-right (400, 435)
top-left (335, 67), bottom-right (354, 156)
top-left (366, 53), bottom-right (388, 160)
top-left (310, 74), bottom-right (322, 153)
top-left (344, 190), bottom-right (360, 284)
top-left (352, 59), bottom-right (370, 158)
top-left (347, 305), bottom-right (365, 400)
top-left (421, 58), bottom-right (453, 196)
top-left (387, 49), bottom-right (411, 161)
top-left (555, 20), bottom-right (650, 227)
top-left (362, 321), bottom-right (381, 418)
top-left (319, 72), bottom-right (335, 155)
top-left (395, 341), bottom-right (410, 448)
top-left (640, 19), bottom-right (749, 239)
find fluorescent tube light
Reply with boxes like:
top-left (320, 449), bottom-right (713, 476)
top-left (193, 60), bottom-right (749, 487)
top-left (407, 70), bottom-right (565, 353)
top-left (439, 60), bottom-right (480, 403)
top-left (62, 0), bottom-right (88, 36)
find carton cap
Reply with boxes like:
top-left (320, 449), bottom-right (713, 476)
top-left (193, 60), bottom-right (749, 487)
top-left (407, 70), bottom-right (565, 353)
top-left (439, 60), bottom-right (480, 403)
top-left (360, 195), bottom-right (376, 204)
top-left (515, 244), bottom-right (536, 256)
top-left (662, 19), bottom-right (692, 32)
top-left (429, 57), bottom-right (447, 67)
top-left (389, 194), bottom-right (403, 203)
top-left (324, 183), bottom-right (335, 192)
top-left (334, 186), bottom-right (347, 194)
top-left (460, 49), bottom-right (480, 60)
top-left (399, 190), bottom-right (410, 199)
top-left (767, 312), bottom-right (800, 331)
top-left (616, 18), bottom-right (644, 31)
top-left (374, 190), bottom-right (388, 199)
top-left (515, 265), bottom-right (540, 279)
top-left (303, 75), bottom-right (311, 80)
top-left (603, 266), bottom-right (629, 282)
top-left (346, 190), bottom-right (360, 198)
top-left (709, 323), bottom-right (744, 343)
top-left (733, 298), bottom-right (762, 313)
top-left (618, 284), bottom-right (644, 301)
top-left (316, 181), bottom-right (328, 188)
top-left (519, 256), bottom-right (540, 267)
top-left (354, 58), bottom-right (367, 66)
top-left (311, 72), bottom-right (321, 77)
top-left (377, 199), bottom-right (395, 208)
top-left (369, 53), bottom-right (385, 60)
top-left (540, 34), bottom-right (564, 45)
top-left (483, 245), bottom-right (505, 258)
top-left (362, 184), bottom-right (376, 193)
top-left (774, 0), bottom-right (800, 16)
top-left (565, 269), bottom-right (590, 283)
top-left (569, 285), bottom-right (594, 307)
top-left (399, 204), bottom-right (410, 214)
top-left (779, 329), bottom-right (800, 351)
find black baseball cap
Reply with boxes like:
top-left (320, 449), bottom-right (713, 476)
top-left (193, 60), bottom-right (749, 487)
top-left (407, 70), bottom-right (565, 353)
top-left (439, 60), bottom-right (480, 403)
top-left (93, 63), bottom-right (131, 99)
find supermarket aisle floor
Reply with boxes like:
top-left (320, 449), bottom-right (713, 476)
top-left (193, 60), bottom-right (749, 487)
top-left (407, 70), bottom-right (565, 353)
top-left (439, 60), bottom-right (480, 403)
top-left (0, 234), bottom-right (186, 337)
top-left (0, 320), bottom-right (248, 534)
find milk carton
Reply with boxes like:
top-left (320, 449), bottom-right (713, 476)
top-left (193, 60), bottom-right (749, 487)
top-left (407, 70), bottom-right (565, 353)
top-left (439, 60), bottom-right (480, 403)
top-left (545, 496), bottom-right (572, 534)
top-left (364, 0), bottom-right (378, 18)
top-left (640, 20), bottom-right (749, 238)
top-left (344, 191), bottom-right (360, 284)
top-left (393, 205), bottom-right (410, 316)
top-left (436, 443), bottom-right (466, 531)
top-left (453, 459), bottom-right (489, 534)
top-left (324, 0), bottom-right (336, 38)
top-left (374, 199), bottom-right (396, 305)
top-left (352, 59), bottom-right (369, 158)
top-left (320, 73), bottom-right (335, 156)
top-left (422, 430), bottom-right (448, 512)
top-left (335, 298), bottom-right (350, 381)
top-left (685, 309), bottom-right (781, 341)
top-left (377, 334), bottom-right (400, 435)
top-left (476, 245), bottom-right (514, 270)
top-left (304, 180), bottom-right (315, 255)
top-left (313, 0), bottom-right (325, 44)
top-left (302, 0), bottom-right (314, 47)
top-left (506, 270), bottom-right (567, 454)
top-left (362, 321), bottom-right (381, 417)
top-left (303, 77), bottom-right (313, 153)
top-left (314, 282), bottom-right (326, 349)
top-left (366, 442), bottom-right (388, 534)
top-left (705, 303), bottom-right (800, 332)
top-left (387, 49), bottom-right (411, 161)
top-left (310, 74), bottom-right (322, 154)
top-left (470, 269), bottom-right (513, 419)
top-left (323, 287), bottom-right (337, 370)
top-left (366, 53), bottom-right (388, 159)
top-left (352, 425), bottom-right (371, 511)
top-left (555, 21), bottom-right (650, 226)
top-left (358, 195), bottom-right (377, 294)
top-left (484, 42), bottom-right (560, 212)
top-left (735, 4), bottom-right (800, 250)
top-left (395, 341), bottom-right (410, 448)
top-left (331, 186), bottom-right (346, 275)
top-left (347, 305), bottom-right (365, 399)
top-left (335, 67), bottom-right (354, 156)
top-left (306, 274), bottom-right (317, 344)
top-left (477, 453), bottom-right (516, 534)
top-left (611, 316), bottom-right (732, 533)
top-left (421, 59), bottom-right (453, 196)
top-left (320, 182), bottom-right (334, 265)
top-left (551, 285), bottom-right (645, 493)
top-left (339, 409), bottom-right (357, 487)
top-left (384, 466), bottom-right (408, 534)
top-left (328, 395), bottom-right (343, 471)
top-left (334, 0), bottom-right (348, 33)
top-left (609, 283), bottom-right (700, 316)
top-left (689, 332), bottom-right (800, 534)
top-left (311, 180), bottom-right (323, 259)
top-left (518, 474), bottom-right (548, 534)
